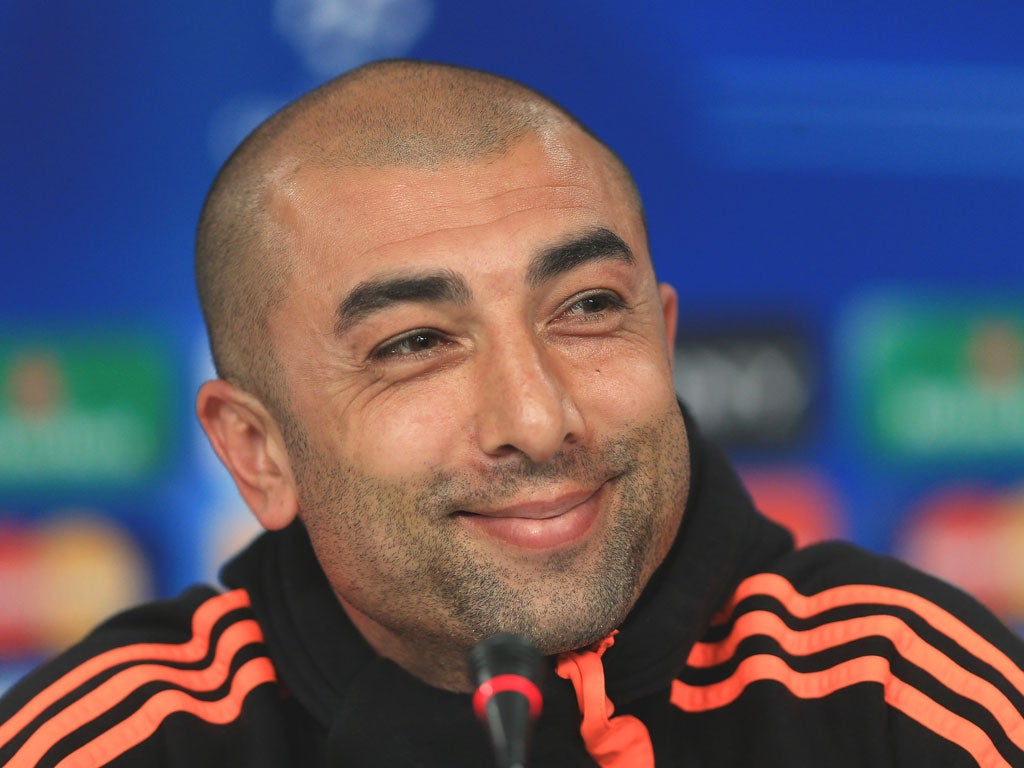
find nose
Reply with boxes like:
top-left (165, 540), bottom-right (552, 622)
top-left (474, 334), bottom-right (584, 464)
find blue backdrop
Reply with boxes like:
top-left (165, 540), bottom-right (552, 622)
top-left (2, 1), bottom-right (1023, 687)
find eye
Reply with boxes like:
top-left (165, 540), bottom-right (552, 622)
top-left (563, 291), bottom-right (627, 318)
top-left (371, 329), bottom-right (449, 360)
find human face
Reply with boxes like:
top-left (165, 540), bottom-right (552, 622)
top-left (267, 128), bottom-right (689, 690)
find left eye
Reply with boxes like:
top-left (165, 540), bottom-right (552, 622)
top-left (372, 330), bottom-right (447, 359)
top-left (565, 292), bottom-right (625, 316)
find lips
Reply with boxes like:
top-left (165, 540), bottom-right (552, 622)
top-left (453, 484), bottom-right (605, 551)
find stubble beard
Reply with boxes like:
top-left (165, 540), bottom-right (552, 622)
top-left (288, 401), bottom-right (689, 677)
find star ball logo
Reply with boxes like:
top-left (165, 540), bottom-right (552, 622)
top-left (274, 0), bottom-right (434, 76)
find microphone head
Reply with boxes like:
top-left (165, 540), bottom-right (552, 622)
top-left (469, 633), bottom-right (544, 768)
top-left (470, 632), bottom-right (544, 687)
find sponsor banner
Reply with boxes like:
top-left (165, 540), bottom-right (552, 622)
top-left (673, 328), bottom-right (816, 449)
top-left (897, 484), bottom-right (1024, 631)
top-left (740, 468), bottom-right (846, 547)
top-left (844, 297), bottom-right (1024, 459)
top-left (0, 511), bottom-right (153, 658)
top-left (0, 334), bottom-right (173, 488)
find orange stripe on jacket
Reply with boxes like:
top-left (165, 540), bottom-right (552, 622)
top-left (688, 609), bottom-right (1024, 754)
top-left (0, 590), bottom-right (252, 754)
top-left (671, 655), bottom-right (1012, 768)
top-left (53, 657), bottom-right (277, 768)
top-left (7, 618), bottom-right (268, 768)
top-left (714, 574), bottom-right (1024, 698)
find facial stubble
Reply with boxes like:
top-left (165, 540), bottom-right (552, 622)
top-left (289, 402), bottom-right (688, 679)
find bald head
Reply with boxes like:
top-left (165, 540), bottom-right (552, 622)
top-left (195, 59), bottom-right (643, 415)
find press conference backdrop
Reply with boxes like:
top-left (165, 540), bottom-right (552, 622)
top-left (3, 1), bottom-right (1024, 690)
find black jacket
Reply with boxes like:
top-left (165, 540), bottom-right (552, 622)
top-left (3, 417), bottom-right (1024, 767)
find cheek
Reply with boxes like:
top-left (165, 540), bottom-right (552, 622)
top-left (353, 385), bottom-right (468, 472)
top-left (569, 342), bottom-right (677, 419)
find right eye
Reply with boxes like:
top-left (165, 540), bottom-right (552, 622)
top-left (371, 329), bottom-right (450, 361)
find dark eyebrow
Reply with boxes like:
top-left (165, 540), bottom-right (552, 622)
top-left (526, 227), bottom-right (635, 288)
top-left (335, 269), bottom-right (472, 335)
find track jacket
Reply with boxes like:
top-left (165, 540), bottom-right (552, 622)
top-left (3, 412), bottom-right (1024, 767)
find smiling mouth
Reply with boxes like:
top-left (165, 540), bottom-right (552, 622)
top-left (452, 483), bottom-right (607, 551)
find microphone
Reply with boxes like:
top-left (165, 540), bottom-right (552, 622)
top-left (469, 633), bottom-right (544, 768)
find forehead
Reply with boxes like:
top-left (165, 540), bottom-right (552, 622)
top-left (269, 129), bottom-right (646, 291)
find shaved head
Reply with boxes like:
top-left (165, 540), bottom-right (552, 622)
top-left (195, 59), bottom-right (643, 416)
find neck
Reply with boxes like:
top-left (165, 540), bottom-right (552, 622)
top-left (338, 595), bottom-right (476, 692)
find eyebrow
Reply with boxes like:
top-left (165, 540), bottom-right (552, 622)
top-left (333, 227), bottom-right (635, 335)
top-left (335, 269), bottom-right (472, 335)
top-left (526, 227), bottom-right (635, 288)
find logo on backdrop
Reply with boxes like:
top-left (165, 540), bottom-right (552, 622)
top-left (897, 485), bottom-right (1024, 633)
top-left (0, 512), bottom-right (152, 658)
top-left (274, 0), bottom-right (434, 77)
top-left (844, 297), bottom-right (1024, 459)
top-left (740, 468), bottom-right (845, 547)
top-left (0, 335), bottom-right (173, 488)
top-left (207, 0), bottom-right (435, 166)
top-left (673, 329), bottom-right (815, 448)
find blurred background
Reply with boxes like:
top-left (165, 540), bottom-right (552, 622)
top-left (2, 1), bottom-right (1023, 691)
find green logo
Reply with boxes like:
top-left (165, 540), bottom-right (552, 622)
top-left (0, 334), bottom-right (173, 487)
top-left (848, 297), bottom-right (1024, 458)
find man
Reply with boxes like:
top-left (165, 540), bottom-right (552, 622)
top-left (2, 60), bottom-right (1023, 767)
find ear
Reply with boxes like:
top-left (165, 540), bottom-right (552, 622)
top-left (196, 379), bottom-right (299, 531)
top-left (658, 282), bottom-right (679, 366)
